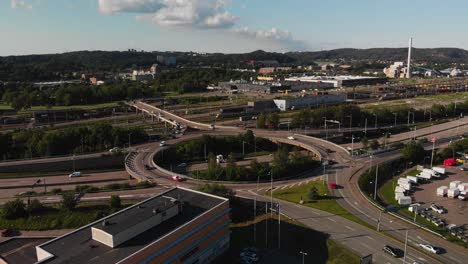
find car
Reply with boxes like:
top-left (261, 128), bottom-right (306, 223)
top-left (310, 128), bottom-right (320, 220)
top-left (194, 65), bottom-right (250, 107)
top-left (240, 252), bottom-right (259, 262)
top-left (171, 175), bottom-right (184, 182)
top-left (382, 245), bottom-right (401, 258)
top-left (159, 141), bottom-right (166, 147)
top-left (144, 164), bottom-right (151, 170)
top-left (430, 203), bottom-right (445, 214)
top-left (177, 163), bottom-right (187, 168)
top-left (109, 147), bottom-right (120, 153)
top-left (0, 228), bottom-right (12, 237)
top-left (460, 167), bottom-right (467, 171)
top-left (287, 136), bottom-right (295, 140)
top-left (68, 172), bottom-right (81, 178)
top-left (418, 244), bottom-right (440, 254)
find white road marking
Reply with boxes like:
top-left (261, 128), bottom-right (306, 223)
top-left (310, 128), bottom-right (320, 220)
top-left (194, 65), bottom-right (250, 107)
top-left (448, 255), bottom-right (462, 263)
top-left (327, 217), bottom-right (337, 223)
top-left (345, 226), bottom-right (355, 231)
top-left (365, 236), bottom-right (375, 241)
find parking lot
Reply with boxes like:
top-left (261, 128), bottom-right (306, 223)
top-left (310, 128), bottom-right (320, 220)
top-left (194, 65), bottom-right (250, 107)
top-left (411, 166), bottom-right (467, 225)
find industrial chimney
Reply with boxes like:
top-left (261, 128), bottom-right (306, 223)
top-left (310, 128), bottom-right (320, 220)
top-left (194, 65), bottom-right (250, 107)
top-left (406, 37), bottom-right (412, 78)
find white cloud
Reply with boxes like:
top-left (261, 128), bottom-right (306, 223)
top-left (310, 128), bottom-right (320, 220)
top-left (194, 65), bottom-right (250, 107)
top-left (98, 0), bottom-right (237, 29)
top-left (10, 0), bottom-right (33, 10)
top-left (233, 27), bottom-right (308, 51)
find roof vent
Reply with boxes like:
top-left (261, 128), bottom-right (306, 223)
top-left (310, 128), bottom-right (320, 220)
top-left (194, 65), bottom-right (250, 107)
top-left (102, 220), bottom-right (108, 227)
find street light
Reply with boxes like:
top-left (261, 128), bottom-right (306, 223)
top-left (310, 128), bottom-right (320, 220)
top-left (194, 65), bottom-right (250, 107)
top-left (392, 113), bottom-right (397, 127)
top-left (299, 251), bottom-right (308, 264)
top-left (373, 114), bottom-right (378, 129)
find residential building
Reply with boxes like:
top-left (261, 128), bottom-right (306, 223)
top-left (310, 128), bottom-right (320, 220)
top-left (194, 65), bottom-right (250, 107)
top-left (35, 187), bottom-right (230, 264)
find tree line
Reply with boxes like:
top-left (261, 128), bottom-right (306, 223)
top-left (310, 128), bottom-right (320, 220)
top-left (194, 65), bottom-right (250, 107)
top-left (290, 101), bottom-right (468, 129)
top-left (0, 123), bottom-right (147, 159)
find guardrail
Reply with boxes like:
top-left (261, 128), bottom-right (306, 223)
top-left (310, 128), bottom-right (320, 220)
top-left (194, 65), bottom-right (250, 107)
top-left (124, 152), bottom-right (152, 183)
top-left (294, 134), bottom-right (351, 156)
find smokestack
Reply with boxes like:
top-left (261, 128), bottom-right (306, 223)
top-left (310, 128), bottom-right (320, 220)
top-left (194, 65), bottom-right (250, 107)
top-left (407, 37), bottom-right (412, 78)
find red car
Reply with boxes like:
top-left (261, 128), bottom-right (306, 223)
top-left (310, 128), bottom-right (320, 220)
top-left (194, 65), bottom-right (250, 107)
top-left (1, 228), bottom-right (12, 237)
top-left (171, 175), bottom-right (184, 182)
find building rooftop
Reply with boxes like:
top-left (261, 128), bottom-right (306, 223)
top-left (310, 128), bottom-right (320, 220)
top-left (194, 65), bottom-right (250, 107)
top-left (36, 187), bottom-right (228, 264)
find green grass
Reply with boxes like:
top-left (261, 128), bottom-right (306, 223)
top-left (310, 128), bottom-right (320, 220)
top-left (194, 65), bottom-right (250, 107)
top-left (0, 168), bottom-right (124, 179)
top-left (271, 181), bottom-right (375, 230)
top-left (13, 101), bottom-right (123, 113)
top-left (379, 178), bottom-right (398, 205)
top-left (0, 104), bottom-right (12, 110)
top-left (0, 203), bottom-right (132, 230)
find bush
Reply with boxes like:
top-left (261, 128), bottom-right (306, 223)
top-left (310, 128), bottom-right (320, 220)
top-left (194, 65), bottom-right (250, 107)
top-left (61, 192), bottom-right (77, 210)
top-left (75, 185), bottom-right (99, 193)
top-left (51, 188), bottom-right (63, 194)
top-left (110, 195), bottom-right (121, 209)
top-left (135, 181), bottom-right (152, 188)
top-left (308, 187), bottom-right (320, 200)
top-left (197, 184), bottom-right (236, 199)
top-left (28, 199), bottom-right (46, 214)
top-left (2, 199), bottom-right (27, 219)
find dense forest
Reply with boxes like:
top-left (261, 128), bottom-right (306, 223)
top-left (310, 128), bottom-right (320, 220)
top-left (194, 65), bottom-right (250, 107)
top-left (2, 48), bottom-right (468, 81)
top-left (0, 123), bottom-right (147, 159)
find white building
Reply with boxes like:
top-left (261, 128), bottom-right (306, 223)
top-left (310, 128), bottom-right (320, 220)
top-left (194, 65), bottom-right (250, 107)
top-left (273, 94), bottom-right (347, 111)
top-left (383, 62), bottom-right (409, 78)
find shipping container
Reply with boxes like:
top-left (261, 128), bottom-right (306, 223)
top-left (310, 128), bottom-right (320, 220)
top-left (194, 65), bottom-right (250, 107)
top-left (448, 187), bottom-right (460, 198)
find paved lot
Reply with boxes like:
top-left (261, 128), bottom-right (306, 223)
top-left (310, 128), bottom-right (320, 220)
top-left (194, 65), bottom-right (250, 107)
top-left (411, 166), bottom-right (467, 225)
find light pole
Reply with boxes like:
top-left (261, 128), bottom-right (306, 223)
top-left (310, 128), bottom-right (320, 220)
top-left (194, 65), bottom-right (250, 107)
top-left (403, 231), bottom-right (409, 264)
top-left (351, 135), bottom-right (355, 157)
top-left (374, 164), bottom-right (379, 201)
top-left (373, 114), bottom-right (378, 129)
top-left (364, 118), bottom-right (368, 136)
top-left (128, 133), bottom-right (132, 148)
top-left (299, 251), bottom-right (308, 264)
top-left (392, 113), bottom-right (397, 127)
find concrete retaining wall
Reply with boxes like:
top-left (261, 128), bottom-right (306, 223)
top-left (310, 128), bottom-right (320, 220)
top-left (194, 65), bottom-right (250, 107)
top-left (0, 154), bottom-right (124, 173)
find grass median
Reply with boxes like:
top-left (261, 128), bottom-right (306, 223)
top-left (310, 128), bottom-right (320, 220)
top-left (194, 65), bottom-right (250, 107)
top-left (269, 181), bottom-right (375, 230)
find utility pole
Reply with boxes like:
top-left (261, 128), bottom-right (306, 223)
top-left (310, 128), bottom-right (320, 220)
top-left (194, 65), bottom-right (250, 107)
top-left (403, 231), bottom-right (409, 264)
top-left (254, 174), bottom-right (259, 244)
top-left (430, 137), bottom-right (436, 168)
top-left (270, 170), bottom-right (273, 219)
top-left (364, 118), bottom-right (367, 136)
top-left (242, 141), bottom-right (245, 156)
top-left (393, 113), bottom-right (397, 127)
top-left (204, 144), bottom-right (207, 161)
top-left (374, 114), bottom-right (378, 129)
top-left (278, 202), bottom-right (281, 249)
top-left (351, 135), bottom-right (355, 157)
top-left (377, 210), bottom-right (382, 232)
top-left (374, 164), bottom-right (379, 201)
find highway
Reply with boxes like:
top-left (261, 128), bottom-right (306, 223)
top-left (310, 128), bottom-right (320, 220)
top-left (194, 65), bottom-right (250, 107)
top-left (3, 100), bottom-right (467, 263)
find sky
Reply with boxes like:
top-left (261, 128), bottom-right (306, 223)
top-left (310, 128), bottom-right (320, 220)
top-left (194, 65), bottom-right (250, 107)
top-left (1, 0), bottom-right (468, 55)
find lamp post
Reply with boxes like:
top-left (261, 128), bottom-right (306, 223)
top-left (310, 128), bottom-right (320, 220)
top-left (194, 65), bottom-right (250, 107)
top-left (299, 251), bottom-right (308, 264)
top-left (373, 114), bottom-right (378, 129)
top-left (392, 113), bottom-right (397, 127)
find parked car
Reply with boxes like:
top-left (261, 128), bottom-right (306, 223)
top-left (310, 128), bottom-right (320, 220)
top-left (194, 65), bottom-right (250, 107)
top-left (0, 228), bottom-right (12, 237)
top-left (430, 203), bottom-right (445, 214)
top-left (171, 175), bottom-right (184, 182)
top-left (418, 244), bottom-right (440, 254)
top-left (382, 245), bottom-right (401, 258)
top-left (287, 136), bottom-right (295, 140)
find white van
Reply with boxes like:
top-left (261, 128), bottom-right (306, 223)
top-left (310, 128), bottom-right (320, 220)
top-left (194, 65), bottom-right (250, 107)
top-left (69, 172), bottom-right (81, 178)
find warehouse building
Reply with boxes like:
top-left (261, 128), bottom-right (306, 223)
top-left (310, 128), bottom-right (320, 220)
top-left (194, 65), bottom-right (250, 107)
top-left (273, 93), bottom-right (347, 111)
top-left (285, 75), bottom-right (388, 87)
top-left (35, 187), bottom-right (230, 264)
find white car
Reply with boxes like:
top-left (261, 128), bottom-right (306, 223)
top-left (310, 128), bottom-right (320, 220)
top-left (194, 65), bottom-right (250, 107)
top-left (69, 172), bottom-right (81, 178)
top-left (287, 136), bottom-right (295, 140)
top-left (418, 244), bottom-right (440, 254)
top-left (159, 141), bottom-right (166, 147)
top-left (177, 163), bottom-right (187, 168)
top-left (109, 147), bottom-right (120, 153)
top-left (430, 203), bottom-right (445, 214)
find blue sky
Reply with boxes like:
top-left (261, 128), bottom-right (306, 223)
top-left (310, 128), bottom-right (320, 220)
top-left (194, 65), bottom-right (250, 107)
top-left (1, 0), bottom-right (468, 55)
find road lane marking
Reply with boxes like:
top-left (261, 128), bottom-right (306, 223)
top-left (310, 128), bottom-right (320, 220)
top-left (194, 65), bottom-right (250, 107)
top-left (327, 217), bottom-right (337, 223)
top-left (365, 236), bottom-right (375, 241)
top-left (345, 226), bottom-right (355, 231)
top-left (448, 255), bottom-right (462, 263)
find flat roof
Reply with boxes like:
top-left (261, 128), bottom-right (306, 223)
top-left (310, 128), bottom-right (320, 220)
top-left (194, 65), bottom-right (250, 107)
top-left (37, 187), bottom-right (228, 264)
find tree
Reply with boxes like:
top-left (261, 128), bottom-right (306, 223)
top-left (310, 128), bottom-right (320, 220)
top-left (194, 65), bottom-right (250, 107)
top-left (28, 199), bottom-right (46, 214)
top-left (401, 142), bottom-right (426, 163)
top-left (361, 137), bottom-right (369, 150)
top-left (110, 195), bottom-right (122, 209)
top-left (257, 113), bottom-right (266, 128)
top-left (2, 199), bottom-right (27, 219)
top-left (61, 192), bottom-right (77, 210)
top-left (370, 139), bottom-right (380, 150)
top-left (266, 113), bottom-right (280, 129)
top-left (308, 187), bottom-right (320, 200)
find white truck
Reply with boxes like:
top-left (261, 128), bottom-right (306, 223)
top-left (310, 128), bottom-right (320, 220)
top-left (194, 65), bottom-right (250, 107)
top-left (432, 167), bottom-right (446, 175)
top-left (406, 176), bottom-right (419, 184)
top-left (398, 196), bottom-right (412, 205)
top-left (417, 172), bottom-right (431, 180)
top-left (398, 178), bottom-right (410, 185)
top-left (458, 191), bottom-right (467, 200)
top-left (457, 183), bottom-right (468, 192)
top-left (448, 187), bottom-right (460, 198)
top-left (395, 186), bottom-right (405, 193)
top-left (399, 182), bottom-right (412, 191)
top-left (437, 186), bottom-right (448, 197)
top-left (395, 192), bottom-right (405, 200)
top-left (423, 168), bottom-right (441, 178)
top-left (449, 180), bottom-right (461, 189)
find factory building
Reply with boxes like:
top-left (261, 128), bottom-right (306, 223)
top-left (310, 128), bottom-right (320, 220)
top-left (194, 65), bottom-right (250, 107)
top-left (35, 187), bottom-right (230, 264)
top-left (285, 75), bottom-right (387, 87)
top-left (273, 93), bottom-right (347, 111)
top-left (218, 79), bottom-right (334, 94)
